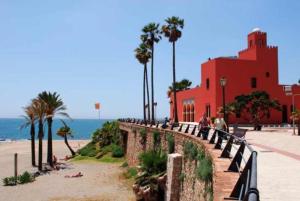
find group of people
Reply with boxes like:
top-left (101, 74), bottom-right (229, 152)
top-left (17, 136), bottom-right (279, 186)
top-left (198, 112), bottom-right (227, 138)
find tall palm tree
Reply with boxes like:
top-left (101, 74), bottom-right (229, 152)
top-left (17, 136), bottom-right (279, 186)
top-left (162, 17), bottom-right (184, 125)
top-left (135, 43), bottom-right (151, 122)
top-left (141, 23), bottom-right (161, 123)
top-left (38, 91), bottom-right (69, 167)
top-left (20, 104), bottom-right (36, 166)
top-left (32, 98), bottom-right (46, 171)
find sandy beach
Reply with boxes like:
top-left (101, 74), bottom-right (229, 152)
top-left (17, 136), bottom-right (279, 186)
top-left (0, 140), bottom-right (135, 201)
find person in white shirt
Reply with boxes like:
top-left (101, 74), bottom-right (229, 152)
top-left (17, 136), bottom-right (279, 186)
top-left (214, 112), bottom-right (227, 131)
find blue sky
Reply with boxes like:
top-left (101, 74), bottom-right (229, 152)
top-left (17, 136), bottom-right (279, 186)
top-left (0, 0), bottom-right (300, 119)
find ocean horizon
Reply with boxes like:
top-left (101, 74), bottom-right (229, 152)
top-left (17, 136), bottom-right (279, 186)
top-left (0, 118), bottom-right (114, 141)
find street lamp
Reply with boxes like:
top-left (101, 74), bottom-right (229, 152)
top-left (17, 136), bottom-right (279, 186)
top-left (283, 85), bottom-right (300, 135)
top-left (220, 77), bottom-right (227, 131)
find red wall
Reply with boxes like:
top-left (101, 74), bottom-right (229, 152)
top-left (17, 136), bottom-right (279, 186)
top-left (170, 30), bottom-right (300, 124)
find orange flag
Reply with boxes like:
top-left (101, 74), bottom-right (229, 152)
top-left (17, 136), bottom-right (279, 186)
top-left (95, 103), bottom-right (100, 110)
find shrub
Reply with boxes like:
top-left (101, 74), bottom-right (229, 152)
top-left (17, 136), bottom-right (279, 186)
top-left (166, 133), bottom-right (175, 154)
top-left (112, 144), bottom-right (124, 158)
top-left (3, 171), bottom-right (34, 186)
top-left (124, 167), bottom-right (138, 179)
top-left (2, 176), bottom-right (17, 186)
top-left (78, 142), bottom-right (98, 157)
top-left (18, 171), bottom-right (34, 184)
top-left (152, 131), bottom-right (161, 150)
top-left (139, 128), bottom-right (147, 145)
top-left (197, 157), bottom-right (213, 182)
top-left (91, 121), bottom-right (121, 146)
top-left (183, 141), bottom-right (198, 161)
top-left (139, 149), bottom-right (167, 175)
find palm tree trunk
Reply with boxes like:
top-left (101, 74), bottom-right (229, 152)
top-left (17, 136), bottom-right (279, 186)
top-left (38, 119), bottom-right (43, 171)
top-left (47, 118), bottom-right (53, 167)
top-left (64, 134), bottom-right (75, 156)
top-left (30, 123), bottom-right (36, 166)
top-left (145, 64), bottom-right (151, 122)
top-left (151, 45), bottom-right (155, 123)
top-left (143, 65), bottom-right (146, 122)
top-left (172, 41), bottom-right (179, 124)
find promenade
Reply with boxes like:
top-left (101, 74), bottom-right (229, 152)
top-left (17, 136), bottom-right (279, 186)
top-left (245, 128), bottom-right (300, 201)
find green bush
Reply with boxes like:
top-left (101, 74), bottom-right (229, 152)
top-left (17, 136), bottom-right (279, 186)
top-left (2, 176), bottom-right (17, 186)
top-left (18, 171), bottom-right (34, 184)
top-left (138, 149), bottom-right (167, 175)
top-left (197, 157), bottom-right (213, 182)
top-left (3, 171), bottom-right (34, 186)
top-left (166, 133), bottom-right (175, 154)
top-left (152, 131), bottom-right (161, 150)
top-left (124, 167), bottom-right (138, 179)
top-left (91, 121), bottom-right (121, 146)
top-left (139, 128), bottom-right (147, 145)
top-left (78, 142), bottom-right (98, 157)
top-left (183, 141), bottom-right (198, 161)
top-left (112, 144), bottom-right (124, 158)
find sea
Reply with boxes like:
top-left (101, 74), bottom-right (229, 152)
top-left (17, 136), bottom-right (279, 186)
top-left (0, 118), bottom-right (113, 141)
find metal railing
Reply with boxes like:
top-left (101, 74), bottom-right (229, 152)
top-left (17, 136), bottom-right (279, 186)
top-left (118, 118), bottom-right (259, 201)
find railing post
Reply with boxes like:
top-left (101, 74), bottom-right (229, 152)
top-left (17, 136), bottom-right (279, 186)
top-left (214, 130), bottom-right (224, 149)
top-left (220, 136), bottom-right (234, 158)
top-left (184, 124), bottom-right (190, 133)
top-left (196, 129), bottom-right (202, 138)
top-left (156, 121), bottom-right (159, 128)
top-left (228, 142), bottom-right (245, 172)
top-left (209, 130), bottom-right (217, 144)
top-left (244, 152), bottom-right (259, 201)
top-left (230, 153), bottom-right (254, 200)
top-left (178, 124), bottom-right (183, 132)
top-left (191, 126), bottom-right (196, 135)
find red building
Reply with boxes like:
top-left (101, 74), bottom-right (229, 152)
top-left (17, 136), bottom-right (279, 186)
top-left (170, 29), bottom-right (300, 124)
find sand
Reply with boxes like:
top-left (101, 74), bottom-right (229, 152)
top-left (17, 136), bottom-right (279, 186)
top-left (0, 140), bottom-right (135, 201)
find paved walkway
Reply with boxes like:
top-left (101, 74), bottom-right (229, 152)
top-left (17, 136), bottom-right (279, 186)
top-left (245, 128), bottom-right (300, 201)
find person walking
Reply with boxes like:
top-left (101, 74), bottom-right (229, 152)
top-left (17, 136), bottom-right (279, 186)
top-left (198, 113), bottom-right (211, 139)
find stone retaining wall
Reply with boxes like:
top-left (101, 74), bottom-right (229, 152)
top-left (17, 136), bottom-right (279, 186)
top-left (119, 122), bottom-right (238, 201)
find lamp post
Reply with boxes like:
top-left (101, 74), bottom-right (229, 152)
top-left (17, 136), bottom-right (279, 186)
top-left (153, 102), bottom-right (158, 123)
top-left (220, 77), bottom-right (227, 131)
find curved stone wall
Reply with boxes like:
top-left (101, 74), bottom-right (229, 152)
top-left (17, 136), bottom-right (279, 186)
top-left (119, 122), bottom-right (238, 201)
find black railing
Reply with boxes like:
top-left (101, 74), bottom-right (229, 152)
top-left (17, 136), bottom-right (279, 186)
top-left (118, 119), bottom-right (259, 201)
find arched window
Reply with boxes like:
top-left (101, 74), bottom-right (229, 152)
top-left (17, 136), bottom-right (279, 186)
top-left (190, 104), bottom-right (195, 122)
top-left (186, 105), bottom-right (191, 122)
top-left (183, 105), bottom-right (187, 122)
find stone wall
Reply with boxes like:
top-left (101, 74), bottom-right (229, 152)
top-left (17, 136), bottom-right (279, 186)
top-left (119, 122), bottom-right (238, 201)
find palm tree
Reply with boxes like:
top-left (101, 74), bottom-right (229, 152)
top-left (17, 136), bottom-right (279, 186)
top-left (167, 79), bottom-right (192, 97)
top-left (162, 17), bottom-right (184, 125)
top-left (141, 23), bottom-right (161, 123)
top-left (20, 104), bottom-right (36, 166)
top-left (135, 43), bottom-right (152, 122)
top-left (32, 98), bottom-right (46, 171)
top-left (38, 91), bottom-right (69, 167)
top-left (57, 120), bottom-right (75, 156)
